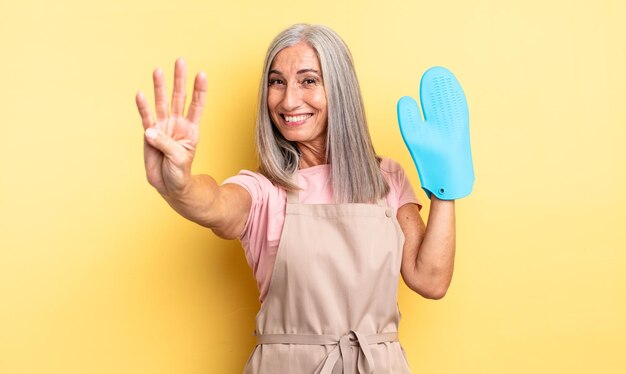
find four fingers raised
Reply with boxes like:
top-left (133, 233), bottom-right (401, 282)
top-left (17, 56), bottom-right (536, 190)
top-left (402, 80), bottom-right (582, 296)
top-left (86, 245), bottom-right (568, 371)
top-left (141, 59), bottom-right (207, 125)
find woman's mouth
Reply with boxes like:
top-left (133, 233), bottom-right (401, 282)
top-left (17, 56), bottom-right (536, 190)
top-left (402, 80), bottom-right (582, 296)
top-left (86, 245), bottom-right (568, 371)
top-left (282, 114), bottom-right (313, 125)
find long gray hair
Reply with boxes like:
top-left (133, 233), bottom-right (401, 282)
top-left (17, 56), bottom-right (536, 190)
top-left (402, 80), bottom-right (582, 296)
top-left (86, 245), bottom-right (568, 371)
top-left (256, 23), bottom-right (389, 203)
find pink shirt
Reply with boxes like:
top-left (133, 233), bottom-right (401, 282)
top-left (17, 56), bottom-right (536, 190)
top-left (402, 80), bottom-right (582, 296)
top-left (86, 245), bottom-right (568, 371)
top-left (223, 157), bottom-right (421, 303)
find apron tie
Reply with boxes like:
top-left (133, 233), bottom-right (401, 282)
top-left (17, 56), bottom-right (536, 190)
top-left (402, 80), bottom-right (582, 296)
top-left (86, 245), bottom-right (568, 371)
top-left (256, 330), bottom-right (398, 374)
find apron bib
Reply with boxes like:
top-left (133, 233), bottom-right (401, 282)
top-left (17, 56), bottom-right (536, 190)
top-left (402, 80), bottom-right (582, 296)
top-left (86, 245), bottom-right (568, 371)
top-left (244, 185), bottom-right (411, 373)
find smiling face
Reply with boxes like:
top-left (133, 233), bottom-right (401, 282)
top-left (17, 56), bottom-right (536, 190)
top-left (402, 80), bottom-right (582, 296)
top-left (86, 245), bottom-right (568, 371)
top-left (267, 42), bottom-right (328, 153)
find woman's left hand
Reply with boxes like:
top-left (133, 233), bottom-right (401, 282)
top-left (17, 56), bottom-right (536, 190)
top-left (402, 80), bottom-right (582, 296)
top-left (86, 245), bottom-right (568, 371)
top-left (397, 67), bottom-right (474, 200)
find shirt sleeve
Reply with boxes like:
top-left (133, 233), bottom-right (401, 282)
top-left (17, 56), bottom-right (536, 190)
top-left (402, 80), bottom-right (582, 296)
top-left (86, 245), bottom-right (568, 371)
top-left (381, 158), bottom-right (422, 211)
top-left (222, 170), bottom-right (271, 272)
top-left (222, 170), bottom-right (286, 279)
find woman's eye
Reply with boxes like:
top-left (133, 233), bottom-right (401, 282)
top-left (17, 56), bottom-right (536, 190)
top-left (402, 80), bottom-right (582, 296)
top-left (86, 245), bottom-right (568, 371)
top-left (302, 78), bottom-right (319, 86)
top-left (268, 78), bottom-right (284, 86)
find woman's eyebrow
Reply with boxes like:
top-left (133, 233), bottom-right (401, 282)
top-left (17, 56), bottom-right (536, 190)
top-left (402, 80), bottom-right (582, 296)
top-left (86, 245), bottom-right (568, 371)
top-left (268, 69), bottom-right (320, 75)
top-left (296, 69), bottom-right (320, 75)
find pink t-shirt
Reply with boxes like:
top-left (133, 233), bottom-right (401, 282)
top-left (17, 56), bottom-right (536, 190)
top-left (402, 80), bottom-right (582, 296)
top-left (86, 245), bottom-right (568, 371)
top-left (223, 157), bottom-right (421, 303)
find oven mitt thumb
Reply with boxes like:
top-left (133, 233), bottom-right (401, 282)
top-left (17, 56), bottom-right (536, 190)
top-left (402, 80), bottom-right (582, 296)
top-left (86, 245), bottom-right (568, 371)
top-left (397, 66), bottom-right (474, 200)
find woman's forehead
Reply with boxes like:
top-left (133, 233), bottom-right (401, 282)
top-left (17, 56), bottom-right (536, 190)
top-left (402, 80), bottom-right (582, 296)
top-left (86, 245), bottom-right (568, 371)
top-left (270, 42), bottom-right (321, 73)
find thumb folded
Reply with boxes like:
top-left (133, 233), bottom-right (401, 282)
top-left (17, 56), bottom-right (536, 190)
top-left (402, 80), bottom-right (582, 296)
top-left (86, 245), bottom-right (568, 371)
top-left (145, 127), bottom-right (159, 141)
top-left (144, 127), bottom-right (178, 157)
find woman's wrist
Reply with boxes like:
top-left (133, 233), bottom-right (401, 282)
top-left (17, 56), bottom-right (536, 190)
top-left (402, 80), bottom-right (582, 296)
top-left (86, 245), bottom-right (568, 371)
top-left (430, 194), bottom-right (456, 206)
top-left (162, 175), bottom-right (214, 220)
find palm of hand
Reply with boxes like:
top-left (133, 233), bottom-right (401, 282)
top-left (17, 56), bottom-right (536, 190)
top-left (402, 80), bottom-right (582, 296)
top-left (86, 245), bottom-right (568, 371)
top-left (136, 59), bottom-right (207, 196)
top-left (146, 115), bottom-right (199, 193)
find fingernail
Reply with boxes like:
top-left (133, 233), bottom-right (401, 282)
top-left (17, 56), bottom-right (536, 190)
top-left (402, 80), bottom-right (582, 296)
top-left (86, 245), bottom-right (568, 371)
top-left (145, 128), bottom-right (158, 140)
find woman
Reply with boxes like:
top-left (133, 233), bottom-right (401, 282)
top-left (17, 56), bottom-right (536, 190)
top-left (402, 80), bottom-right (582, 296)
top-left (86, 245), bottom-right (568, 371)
top-left (136, 24), bottom-right (457, 373)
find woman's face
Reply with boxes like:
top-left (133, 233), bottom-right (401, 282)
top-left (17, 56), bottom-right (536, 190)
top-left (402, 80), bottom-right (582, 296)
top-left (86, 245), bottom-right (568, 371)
top-left (267, 42), bottom-right (328, 150)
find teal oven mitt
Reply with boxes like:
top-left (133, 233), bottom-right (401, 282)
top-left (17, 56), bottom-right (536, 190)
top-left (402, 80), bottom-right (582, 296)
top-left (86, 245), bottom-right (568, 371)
top-left (397, 66), bottom-right (474, 200)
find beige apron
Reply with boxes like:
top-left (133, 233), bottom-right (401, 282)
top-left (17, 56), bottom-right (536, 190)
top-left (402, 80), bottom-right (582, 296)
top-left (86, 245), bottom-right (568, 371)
top-left (244, 183), bottom-right (412, 373)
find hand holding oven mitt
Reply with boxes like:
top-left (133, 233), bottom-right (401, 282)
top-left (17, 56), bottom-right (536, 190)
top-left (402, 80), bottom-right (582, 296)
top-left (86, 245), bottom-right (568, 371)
top-left (397, 67), bottom-right (474, 200)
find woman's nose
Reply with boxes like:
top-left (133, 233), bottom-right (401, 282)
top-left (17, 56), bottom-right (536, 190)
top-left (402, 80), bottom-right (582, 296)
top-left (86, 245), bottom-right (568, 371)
top-left (281, 83), bottom-right (302, 110)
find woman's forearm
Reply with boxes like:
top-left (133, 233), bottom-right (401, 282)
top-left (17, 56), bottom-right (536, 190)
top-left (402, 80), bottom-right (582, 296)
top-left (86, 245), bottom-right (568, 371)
top-left (399, 197), bottom-right (456, 299)
top-left (161, 174), bottom-right (220, 228)
top-left (160, 174), bottom-right (251, 239)
top-left (415, 197), bottom-right (456, 298)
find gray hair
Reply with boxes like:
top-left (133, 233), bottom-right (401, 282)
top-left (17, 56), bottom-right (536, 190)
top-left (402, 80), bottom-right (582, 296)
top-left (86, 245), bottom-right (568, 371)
top-left (255, 23), bottom-right (389, 203)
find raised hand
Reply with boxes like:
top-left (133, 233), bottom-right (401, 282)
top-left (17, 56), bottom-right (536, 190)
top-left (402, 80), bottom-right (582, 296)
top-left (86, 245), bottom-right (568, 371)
top-left (135, 59), bottom-right (207, 197)
top-left (397, 67), bottom-right (474, 200)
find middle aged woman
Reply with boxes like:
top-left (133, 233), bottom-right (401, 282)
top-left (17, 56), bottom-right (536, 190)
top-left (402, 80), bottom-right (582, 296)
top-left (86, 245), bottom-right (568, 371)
top-left (136, 23), bottom-right (458, 373)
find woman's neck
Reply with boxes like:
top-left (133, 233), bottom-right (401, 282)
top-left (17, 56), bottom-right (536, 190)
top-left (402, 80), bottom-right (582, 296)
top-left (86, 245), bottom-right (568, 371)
top-left (297, 142), bottom-right (327, 169)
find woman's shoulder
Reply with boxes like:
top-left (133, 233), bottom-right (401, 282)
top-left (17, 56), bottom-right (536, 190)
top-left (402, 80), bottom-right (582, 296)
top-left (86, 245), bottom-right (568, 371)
top-left (223, 169), bottom-right (273, 187)
top-left (222, 169), bottom-right (283, 203)
top-left (378, 156), bottom-right (421, 209)
top-left (379, 156), bottom-right (406, 175)
top-left (224, 169), bottom-right (273, 183)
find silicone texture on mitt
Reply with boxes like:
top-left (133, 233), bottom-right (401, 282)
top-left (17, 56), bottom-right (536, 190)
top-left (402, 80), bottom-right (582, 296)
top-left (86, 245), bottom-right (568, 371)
top-left (397, 66), bottom-right (474, 200)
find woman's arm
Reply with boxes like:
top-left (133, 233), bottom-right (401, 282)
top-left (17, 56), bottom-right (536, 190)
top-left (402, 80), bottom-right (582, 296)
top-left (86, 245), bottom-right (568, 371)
top-left (136, 59), bottom-right (250, 240)
top-left (396, 198), bottom-right (455, 299)
top-left (395, 67), bottom-right (472, 299)
top-left (156, 172), bottom-right (250, 240)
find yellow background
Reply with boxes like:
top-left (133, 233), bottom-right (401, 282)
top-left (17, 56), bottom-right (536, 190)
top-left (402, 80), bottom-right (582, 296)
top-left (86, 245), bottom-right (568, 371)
top-left (1, 0), bottom-right (625, 372)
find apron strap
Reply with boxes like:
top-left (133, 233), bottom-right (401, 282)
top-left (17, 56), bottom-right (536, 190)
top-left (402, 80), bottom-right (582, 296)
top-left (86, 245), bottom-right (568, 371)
top-left (256, 331), bottom-right (399, 374)
top-left (286, 172), bottom-right (300, 204)
top-left (286, 188), bottom-right (299, 204)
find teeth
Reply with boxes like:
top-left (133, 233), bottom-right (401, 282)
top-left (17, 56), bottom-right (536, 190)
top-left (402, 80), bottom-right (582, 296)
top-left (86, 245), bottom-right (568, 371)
top-left (284, 114), bottom-right (312, 123)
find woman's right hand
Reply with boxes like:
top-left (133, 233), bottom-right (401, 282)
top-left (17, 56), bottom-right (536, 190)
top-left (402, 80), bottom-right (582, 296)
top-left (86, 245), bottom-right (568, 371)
top-left (135, 58), bottom-right (207, 197)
